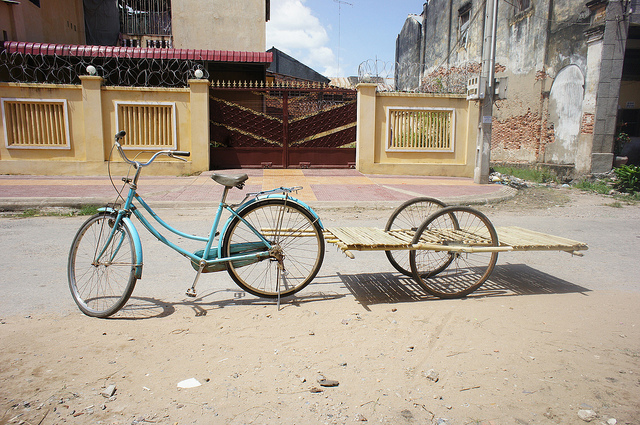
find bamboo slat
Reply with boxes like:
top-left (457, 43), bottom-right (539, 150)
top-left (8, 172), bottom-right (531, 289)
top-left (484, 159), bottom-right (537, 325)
top-left (324, 227), bottom-right (412, 249)
top-left (324, 226), bottom-right (588, 255)
top-left (495, 226), bottom-right (588, 253)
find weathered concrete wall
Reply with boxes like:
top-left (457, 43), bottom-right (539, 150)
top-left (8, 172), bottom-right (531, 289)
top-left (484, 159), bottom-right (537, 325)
top-left (0, 0), bottom-right (85, 45)
top-left (172, 0), bottom-right (268, 52)
top-left (395, 15), bottom-right (423, 91)
top-left (546, 65), bottom-right (585, 164)
top-left (395, 0), bottom-right (638, 174)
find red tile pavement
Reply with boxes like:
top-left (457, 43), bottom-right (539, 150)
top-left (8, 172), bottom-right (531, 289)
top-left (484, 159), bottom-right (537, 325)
top-left (0, 170), bottom-right (513, 208)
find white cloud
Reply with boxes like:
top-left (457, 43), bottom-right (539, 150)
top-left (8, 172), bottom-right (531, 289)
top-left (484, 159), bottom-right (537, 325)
top-left (267, 0), bottom-right (337, 77)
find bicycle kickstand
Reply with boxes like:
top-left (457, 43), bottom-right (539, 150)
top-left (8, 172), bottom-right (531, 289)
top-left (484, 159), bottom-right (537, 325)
top-left (186, 261), bottom-right (205, 297)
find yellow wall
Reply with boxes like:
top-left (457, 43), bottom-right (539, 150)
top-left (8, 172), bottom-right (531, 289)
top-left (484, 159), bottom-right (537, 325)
top-left (1, 0), bottom-right (85, 45)
top-left (0, 79), bottom-right (209, 176)
top-left (618, 81), bottom-right (640, 109)
top-left (356, 84), bottom-right (478, 177)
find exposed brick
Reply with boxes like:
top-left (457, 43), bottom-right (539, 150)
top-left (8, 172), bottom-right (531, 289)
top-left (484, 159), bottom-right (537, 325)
top-left (581, 113), bottom-right (594, 134)
top-left (491, 108), bottom-right (554, 159)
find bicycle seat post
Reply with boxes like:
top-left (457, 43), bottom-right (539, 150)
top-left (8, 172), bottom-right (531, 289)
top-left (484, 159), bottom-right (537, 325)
top-left (220, 186), bottom-right (231, 205)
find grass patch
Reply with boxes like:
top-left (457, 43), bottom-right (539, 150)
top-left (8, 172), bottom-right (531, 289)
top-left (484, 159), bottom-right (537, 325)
top-left (573, 179), bottom-right (640, 204)
top-left (605, 201), bottom-right (624, 208)
top-left (18, 209), bottom-right (40, 218)
top-left (573, 179), bottom-right (612, 194)
top-left (77, 205), bottom-right (100, 216)
top-left (492, 166), bottom-right (558, 184)
top-left (8, 205), bottom-right (100, 218)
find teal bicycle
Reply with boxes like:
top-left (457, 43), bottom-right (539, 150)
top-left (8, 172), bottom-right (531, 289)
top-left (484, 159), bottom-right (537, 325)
top-left (68, 131), bottom-right (325, 318)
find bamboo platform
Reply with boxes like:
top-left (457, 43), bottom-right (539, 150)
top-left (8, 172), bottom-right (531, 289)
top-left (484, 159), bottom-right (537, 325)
top-left (494, 226), bottom-right (588, 254)
top-left (323, 226), bottom-right (588, 259)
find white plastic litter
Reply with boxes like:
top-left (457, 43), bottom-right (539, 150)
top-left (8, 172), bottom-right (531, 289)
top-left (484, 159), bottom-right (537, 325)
top-left (177, 378), bottom-right (202, 389)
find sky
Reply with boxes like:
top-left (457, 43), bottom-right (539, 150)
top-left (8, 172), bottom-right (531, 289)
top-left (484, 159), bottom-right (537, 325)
top-left (266, 0), bottom-right (425, 79)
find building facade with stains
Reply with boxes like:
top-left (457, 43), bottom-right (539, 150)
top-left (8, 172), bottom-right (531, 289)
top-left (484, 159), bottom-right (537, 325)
top-left (1, 0), bottom-right (269, 52)
top-left (395, 0), bottom-right (640, 174)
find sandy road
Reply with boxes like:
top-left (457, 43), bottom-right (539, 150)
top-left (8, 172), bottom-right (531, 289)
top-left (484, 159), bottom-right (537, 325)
top-left (0, 189), bottom-right (639, 424)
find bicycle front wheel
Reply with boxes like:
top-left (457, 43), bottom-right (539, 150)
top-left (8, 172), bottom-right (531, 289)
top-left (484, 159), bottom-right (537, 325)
top-left (68, 213), bottom-right (138, 317)
top-left (223, 199), bottom-right (325, 298)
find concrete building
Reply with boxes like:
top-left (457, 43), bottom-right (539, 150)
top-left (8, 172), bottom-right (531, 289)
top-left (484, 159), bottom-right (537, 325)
top-left (267, 47), bottom-right (330, 84)
top-left (395, 0), bottom-right (640, 174)
top-left (2, 0), bottom-right (269, 52)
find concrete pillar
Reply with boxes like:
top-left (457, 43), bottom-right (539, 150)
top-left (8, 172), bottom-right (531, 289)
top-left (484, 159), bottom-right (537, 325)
top-left (576, 29), bottom-right (604, 174)
top-left (355, 83), bottom-right (378, 173)
top-left (188, 79), bottom-right (210, 172)
top-left (590, 0), bottom-right (629, 173)
top-left (79, 75), bottom-right (105, 163)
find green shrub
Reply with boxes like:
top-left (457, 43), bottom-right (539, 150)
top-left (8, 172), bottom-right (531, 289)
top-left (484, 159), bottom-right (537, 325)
top-left (614, 165), bottom-right (640, 193)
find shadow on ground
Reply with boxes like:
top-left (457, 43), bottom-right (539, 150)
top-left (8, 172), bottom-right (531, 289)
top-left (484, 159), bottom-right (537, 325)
top-left (110, 291), bottom-right (347, 320)
top-left (105, 264), bottom-right (588, 319)
top-left (337, 263), bottom-right (590, 311)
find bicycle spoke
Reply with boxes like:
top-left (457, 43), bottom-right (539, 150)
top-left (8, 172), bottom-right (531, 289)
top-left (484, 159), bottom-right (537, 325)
top-left (68, 214), bottom-right (138, 317)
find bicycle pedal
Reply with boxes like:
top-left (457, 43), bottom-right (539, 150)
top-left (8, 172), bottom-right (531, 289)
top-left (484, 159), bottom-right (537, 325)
top-left (185, 288), bottom-right (197, 297)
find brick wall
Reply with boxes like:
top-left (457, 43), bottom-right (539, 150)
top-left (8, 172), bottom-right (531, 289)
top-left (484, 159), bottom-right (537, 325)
top-left (491, 107), bottom-right (555, 161)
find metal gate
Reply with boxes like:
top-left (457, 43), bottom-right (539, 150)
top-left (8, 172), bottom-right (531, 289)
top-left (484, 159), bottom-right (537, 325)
top-left (209, 82), bottom-right (357, 169)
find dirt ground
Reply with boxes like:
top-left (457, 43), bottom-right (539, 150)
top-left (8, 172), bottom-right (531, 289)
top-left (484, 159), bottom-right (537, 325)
top-left (1, 187), bottom-right (639, 425)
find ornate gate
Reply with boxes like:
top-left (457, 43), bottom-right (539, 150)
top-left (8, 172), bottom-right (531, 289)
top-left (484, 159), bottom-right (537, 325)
top-left (209, 82), bottom-right (357, 169)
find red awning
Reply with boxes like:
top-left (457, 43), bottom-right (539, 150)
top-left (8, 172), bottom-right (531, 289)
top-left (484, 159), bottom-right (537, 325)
top-left (3, 41), bottom-right (273, 63)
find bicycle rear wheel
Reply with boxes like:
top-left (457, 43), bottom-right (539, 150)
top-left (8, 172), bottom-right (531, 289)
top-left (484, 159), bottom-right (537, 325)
top-left (409, 207), bottom-right (498, 298)
top-left (223, 199), bottom-right (324, 298)
top-left (384, 197), bottom-right (448, 276)
top-left (68, 213), bottom-right (138, 317)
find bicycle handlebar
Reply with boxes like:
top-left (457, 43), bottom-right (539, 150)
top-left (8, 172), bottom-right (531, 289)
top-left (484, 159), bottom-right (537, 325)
top-left (114, 131), bottom-right (191, 167)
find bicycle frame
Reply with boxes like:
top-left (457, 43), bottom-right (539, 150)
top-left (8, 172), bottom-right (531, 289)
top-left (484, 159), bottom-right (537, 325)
top-left (96, 172), bottom-right (323, 280)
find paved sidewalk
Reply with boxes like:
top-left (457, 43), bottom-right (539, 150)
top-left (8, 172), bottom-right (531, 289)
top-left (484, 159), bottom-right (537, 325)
top-left (0, 169), bottom-right (516, 210)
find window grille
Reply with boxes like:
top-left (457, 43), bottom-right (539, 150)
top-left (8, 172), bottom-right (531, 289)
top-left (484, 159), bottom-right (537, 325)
top-left (2, 98), bottom-right (70, 149)
top-left (119, 0), bottom-right (172, 36)
top-left (116, 102), bottom-right (176, 149)
top-left (387, 108), bottom-right (455, 152)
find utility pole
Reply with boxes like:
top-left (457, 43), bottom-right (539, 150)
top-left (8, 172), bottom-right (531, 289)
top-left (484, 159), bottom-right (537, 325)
top-left (333, 0), bottom-right (352, 76)
top-left (474, 0), bottom-right (498, 184)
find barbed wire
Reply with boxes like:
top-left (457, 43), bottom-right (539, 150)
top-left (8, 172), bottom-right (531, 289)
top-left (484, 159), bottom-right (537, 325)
top-left (357, 59), bottom-right (395, 91)
top-left (0, 50), bottom-right (209, 87)
top-left (357, 59), bottom-right (481, 94)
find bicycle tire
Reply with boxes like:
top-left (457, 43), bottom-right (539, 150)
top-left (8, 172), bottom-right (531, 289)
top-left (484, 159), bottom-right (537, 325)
top-left (384, 197), bottom-right (449, 276)
top-left (409, 206), bottom-right (498, 298)
top-left (223, 199), bottom-right (325, 298)
top-left (68, 213), bottom-right (138, 317)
